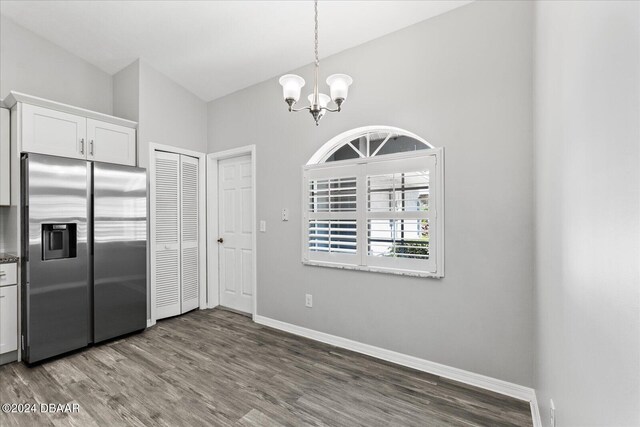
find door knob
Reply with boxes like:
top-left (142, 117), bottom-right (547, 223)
top-left (217, 238), bottom-right (224, 243)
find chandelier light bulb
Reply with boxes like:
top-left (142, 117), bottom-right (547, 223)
top-left (308, 93), bottom-right (331, 109)
top-left (279, 74), bottom-right (305, 102)
top-left (326, 74), bottom-right (353, 102)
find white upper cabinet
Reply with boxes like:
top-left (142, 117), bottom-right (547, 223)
top-left (87, 119), bottom-right (136, 166)
top-left (0, 108), bottom-right (9, 206)
top-left (6, 92), bottom-right (137, 166)
top-left (21, 103), bottom-right (87, 160)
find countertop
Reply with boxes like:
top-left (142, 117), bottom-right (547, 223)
top-left (0, 253), bottom-right (19, 264)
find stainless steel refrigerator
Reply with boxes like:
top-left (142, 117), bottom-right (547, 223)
top-left (21, 153), bottom-right (147, 363)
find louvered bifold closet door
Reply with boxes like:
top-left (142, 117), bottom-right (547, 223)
top-left (180, 155), bottom-right (199, 313)
top-left (154, 151), bottom-right (182, 319)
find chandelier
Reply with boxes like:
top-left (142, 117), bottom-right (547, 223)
top-left (278, 0), bottom-right (353, 126)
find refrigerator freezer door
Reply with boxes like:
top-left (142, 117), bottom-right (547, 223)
top-left (23, 154), bottom-right (90, 363)
top-left (93, 162), bottom-right (147, 342)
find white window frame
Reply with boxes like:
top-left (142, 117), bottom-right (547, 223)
top-left (302, 148), bottom-right (444, 278)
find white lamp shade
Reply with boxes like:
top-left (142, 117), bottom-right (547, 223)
top-left (279, 74), bottom-right (305, 102)
top-left (308, 93), bottom-right (331, 108)
top-left (326, 74), bottom-right (353, 101)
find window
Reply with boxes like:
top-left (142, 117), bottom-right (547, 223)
top-left (303, 126), bottom-right (444, 277)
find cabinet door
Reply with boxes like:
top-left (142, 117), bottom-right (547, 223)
top-left (87, 119), bottom-right (136, 166)
top-left (21, 104), bottom-right (86, 159)
top-left (0, 285), bottom-right (18, 354)
top-left (0, 108), bottom-right (9, 206)
top-left (0, 263), bottom-right (17, 287)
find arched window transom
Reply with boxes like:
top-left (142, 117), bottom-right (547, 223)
top-left (307, 126), bottom-right (434, 165)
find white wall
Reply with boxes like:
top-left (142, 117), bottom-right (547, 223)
top-left (534, 2), bottom-right (640, 426)
top-left (111, 58), bottom-right (207, 319)
top-left (208, 1), bottom-right (535, 386)
top-left (0, 15), bottom-right (114, 253)
top-left (138, 59), bottom-right (207, 168)
top-left (0, 15), bottom-right (112, 114)
top-left (113, 60), bottom-right (140, 122)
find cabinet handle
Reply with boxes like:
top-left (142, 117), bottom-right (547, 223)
top-left (0, 296), bottom-right (4, 299)
top-left (90, 140), bottom-right (94, 156)
top-left (0, 272), bottom-right (5, 276)
top-left (80, 138), bottom-right (85, 155)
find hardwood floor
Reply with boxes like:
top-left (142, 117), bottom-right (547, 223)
top-left (0, 309), bottom-right (532, 426)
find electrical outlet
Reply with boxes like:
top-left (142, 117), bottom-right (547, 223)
top-left (550, 399), bottom-right (556, 427)
top-left (305, 294), bottom-right (313, 307)
top-left (259, 220), bottom-right (266, 232)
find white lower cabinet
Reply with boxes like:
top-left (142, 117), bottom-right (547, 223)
top-left (0, 284), bottom-right (18, 355)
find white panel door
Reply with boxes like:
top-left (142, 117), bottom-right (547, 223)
top-left (0, 285), bottom-right (18, 354)
top-left (180, 155), bottom-right (199, 313)
top-left (218, 155), bottom-right (253, 314)
top-left (153, 151), bottom-right (181, 319)
top-left (87, 119), bottom-right (136, 166)
top-left (21, 104), bottom-right (86, 159)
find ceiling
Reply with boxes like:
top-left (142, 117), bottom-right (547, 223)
top-left (0, 1), bottom-right (471, 102)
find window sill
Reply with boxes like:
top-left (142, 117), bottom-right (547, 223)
top-left (302, 260), bottom-right (444, 279)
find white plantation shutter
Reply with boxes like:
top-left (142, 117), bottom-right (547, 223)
top-left (180, 155), bottom-right (199, 313)
top-left (365, 155), bottom-right (437, 274)
top-left (303, 163), bottom-right (362, 265)
top-left (153, 151), bottom-right (181, 318)
top-left (302, 150), bottom-right (442, 276)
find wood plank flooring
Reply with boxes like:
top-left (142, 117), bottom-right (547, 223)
top-left (0, 309), bottom-right (532, 426)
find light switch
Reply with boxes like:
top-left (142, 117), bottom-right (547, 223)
top-left (281, 208), bottom-right (289, 221)
top-left (259, 220), bottom-right (266, 232)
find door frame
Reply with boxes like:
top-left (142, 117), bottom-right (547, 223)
top-left (149, 143), bottom-right (207, 326)
top-left (206, 145), bottom-right (257, 318)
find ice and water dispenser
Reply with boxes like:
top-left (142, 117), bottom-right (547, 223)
top-left (42, 224), bottom-right (77, 260)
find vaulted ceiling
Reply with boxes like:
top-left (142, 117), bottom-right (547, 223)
top-left (0, 1), bottom-right (471, 101)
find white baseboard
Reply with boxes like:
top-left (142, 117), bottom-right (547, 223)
top-left (530, 394), bottom-right (542, 427)
top-left (146, 319), bottom-right (156, 328)
top-left (254, 315), bottom-right (541, 426)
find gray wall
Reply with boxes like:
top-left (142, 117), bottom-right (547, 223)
top-left (138, 59), bottom-right (207, 169)
top-left (0, 15), bottom-right (113, 114)
top-left (208, 1), bottom-right (535, 386)
top-left (112, 58), bottom-right (208, 320)
top-left (534, 1), bottom-right (640, 426)
top-left (0, 14), bottom-right (114, 253)
top-left (113, 58), bottom-right (208, 168)
top-left (113, 60), bottom-right (140, 123)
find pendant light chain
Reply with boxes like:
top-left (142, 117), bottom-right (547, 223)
top-left (314, 0), bottom-right (319, 67)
